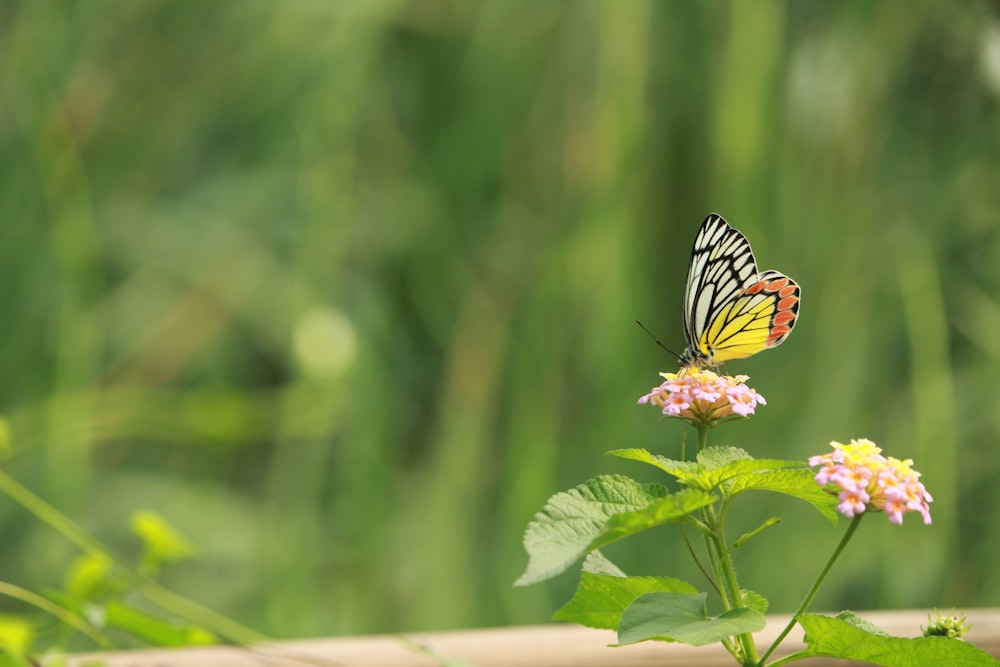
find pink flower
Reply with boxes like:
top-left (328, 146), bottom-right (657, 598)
top-left (810, 439), bottom-right (933, 525)
top-left (638, 370), bottom-right (766, 427)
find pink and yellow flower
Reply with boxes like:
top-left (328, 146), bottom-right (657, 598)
top-left (638, 369), bottom-right (766, 426)
top-left (809, 439), bottom-right (933, 525)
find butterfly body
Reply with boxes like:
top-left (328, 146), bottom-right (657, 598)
top-left (678, 214), bottom-right (800, 369)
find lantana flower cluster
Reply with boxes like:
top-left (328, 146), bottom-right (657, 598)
top-left (809, 438), bottom-right (933, 525)
top-left (638, 369), bottom-right (766, 425)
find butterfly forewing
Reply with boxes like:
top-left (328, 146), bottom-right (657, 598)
top-left (680, 214), bottom-right (800, 368)
top-left (682, 214), bottom-right (759, 358)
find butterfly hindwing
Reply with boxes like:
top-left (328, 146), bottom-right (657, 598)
top-left (749, 269), bottom-right (800, 348)
top-left (679, 214), bottom-right (800, 368)
top-left (703, 270), bottom-right (799, 363)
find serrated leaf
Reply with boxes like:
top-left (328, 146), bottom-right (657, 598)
top-left (611, 447), bottom-right (802, 493)
top-left (617, 592), bottom-right (765, 647)
top-left (741, 589), bottom-right (768, 615)
top-left (607, 448), bottom-right (692, 475)
top-left (590, 488), bottom-right (716, 550)
top-left (516, 475), bottom-right (672, 586)
top-left (553, 572), bottom-right (698, 630)
top-left (836, 610), bottom-right (890, 636)
top-left (727, 469), bottom-right (839, 522)
top-left (696, 446), bottom-right (754, 469)
top-left (691, 452), bottom-right (802, 492)
top-left (582, 551), bottom-right (627, 577)
top-left (798, 614), bottom-right (999, 666)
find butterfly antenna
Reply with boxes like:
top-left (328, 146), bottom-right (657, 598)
top-left (635, 320), bottom-right (682, 362)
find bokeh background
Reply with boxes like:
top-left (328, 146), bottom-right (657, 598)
top-left (1, 0), bottom-right (999, 644)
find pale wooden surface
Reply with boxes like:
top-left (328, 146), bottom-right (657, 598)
top-left (65, 609), bottom-right (1000, 666)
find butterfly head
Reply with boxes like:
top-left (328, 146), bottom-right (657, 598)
top-left (678, 343), bottom-right (713, 370)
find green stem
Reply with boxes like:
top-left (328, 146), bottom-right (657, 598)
top-left (696, 424), bottom-right (709, 453)
top-left (694, 425), bottom-right (725, 601)
top-left (695, 424), bottom-right (758, 665)
top-left (0, 468), bottom-right (268, 646)
top-left (763, 649), bottom-right (810, 667)
top-left (0, 580), bottom-right (112, 648)
top-left (758, 514), bottom-right (864, 665)
top-left (679, 523), bottom-right (720, 595)
top-left (707, 505), bottom-right (759, 665)
top-left (705, 507), bottom-right (734, 609)
top-left (699, 519), bottom-right (739, 663)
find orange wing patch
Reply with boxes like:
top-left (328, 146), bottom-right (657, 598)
top-left (747, 275), bottom-right (800, 348)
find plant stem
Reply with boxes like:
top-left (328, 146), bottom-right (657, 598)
top-left (695, 424), bottom-right (758, 665)
top-left (0, 468), bottom-right (268, 646)
top-left (757, 514), bottom-right (864, 665)
top-left (0, 580), bottom-right (112, 648)
top-left (696, 424), bottom-right (709, 453)
top-left (693, 423), bottom-right (722, 591)
top-left (706, 504), bottom-right (759, 665)
top-left (679, 523), bottom-right (721, 595)
top-left (694, 424), bottom-right (725, 597)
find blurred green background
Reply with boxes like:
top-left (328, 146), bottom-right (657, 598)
top-left (1, 0), bottom-right (999, 643)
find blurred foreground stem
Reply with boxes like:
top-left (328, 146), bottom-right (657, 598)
top-left (0, 468), bottom-right (268, 646)
top-left (0, 580), bottom-right (112, 648)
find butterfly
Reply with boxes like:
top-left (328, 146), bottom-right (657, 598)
top-left (677, 213), bottom-right (800, 369)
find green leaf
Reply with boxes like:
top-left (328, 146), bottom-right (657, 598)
top-left (727, 469), bottom-right (839, 522)
top-left (607, 448), bottom-right (690, 475)
top-left (516, 476), bottom-right (713, 586)
top-left (672, 446), bottom-right (799, 490)
top-left (590, 488), bottom-right (717, 550)
top-left (617, 592), bottom-right (766, 646)
top-left (837, 609), bottom-right (890, 636)
top-left (798, 614), bottom-right (999, 666)
top-left (610, 447), bottom-right (802, 493)
top-left (740, 589), bottom-right (768, 615)
top-left (581, 551), bottom-right (627, 577)
top-left (692, 456), bottom-right (803, 492)
top-left (696, 446), bottom-right (755, 469)
top-left (553, 572), bottom-right (698, 630)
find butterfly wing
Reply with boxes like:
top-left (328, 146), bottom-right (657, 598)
top-left (681, 214), bottom-right (800, 367)
top-left (701, 269), bottom-right (800, 363)
top-left (682, 214), bottom-right (760, 363)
